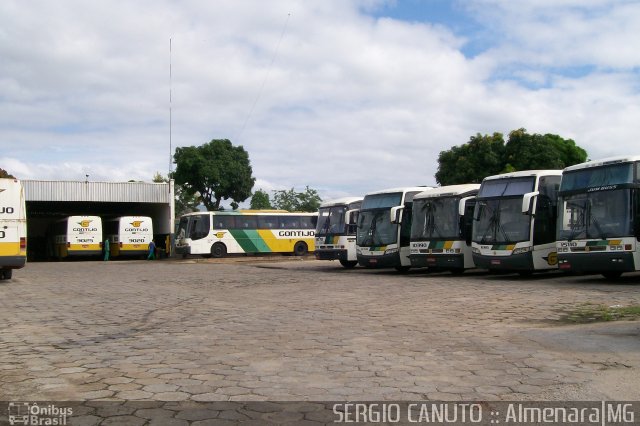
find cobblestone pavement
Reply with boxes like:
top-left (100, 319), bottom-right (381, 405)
top-left (1, 259), bottom-right (640, 422)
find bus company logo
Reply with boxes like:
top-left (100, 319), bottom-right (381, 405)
top-left (545, 252), bottom-right (558, 266)
top-left (7, 402), bottom-right (73, 425)
top-left (125, 221), bottom-right (149, 232)
top-left (0, 206), bottom-right (15, 214)
top-left (215, 232), bottom-right (226, 238)
top-left (278, 230), bottom-right (315, 237)
top-left (78, 219), bottom-right (92, 228)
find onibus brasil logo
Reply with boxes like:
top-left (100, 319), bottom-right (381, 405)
top-left (7, 402), bottom-right (73, 425)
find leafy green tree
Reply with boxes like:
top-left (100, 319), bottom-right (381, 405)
top-left (435, 132), bottom-right (505, 185)
top-left (173, 139), bottom-right (255, 210)
top-left (503, 128), bottom-right (587, 171)
top-left (250, 189), bottom-right (272, 209)
top-left (0, 168), bottom-right (15, 178)
top-left (272, 186), bottom-right (322, 212)
top-left (435, 129), bottom-right (588, 185)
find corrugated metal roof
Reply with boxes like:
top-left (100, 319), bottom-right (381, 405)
top-left (24, 180), bottom-right (172, 203)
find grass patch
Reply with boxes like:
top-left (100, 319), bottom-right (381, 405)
top-left (563, 304), bottom-right (640, 323)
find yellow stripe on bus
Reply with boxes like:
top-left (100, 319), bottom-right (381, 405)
top-left (0, 242), bottom-right (23, 256)
top-left (68, 244), bottom-right (101, 251)
top-left (256, 230), bottom-right (315, 252)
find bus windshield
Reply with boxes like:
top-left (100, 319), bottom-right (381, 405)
top-left (361, 192), bottom-right (402, 210)
top-left (411, 197), bottom-right (460, 240)
top-left (558, 190), bottom-right (633, 240)
top-left (357, 209), bottom-right (398, 247)
top-left (316, 205), bottom-right (347, 236)
top-left (472, 198), bottom-right (531, 244)
top-left (561, 163), bottom-right (634, 191)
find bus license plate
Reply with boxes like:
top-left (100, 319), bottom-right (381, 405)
top-left (491, 259), bottom-right (501, 265)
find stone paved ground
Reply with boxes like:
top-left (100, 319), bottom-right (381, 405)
top-left (1, 259), bottom-right (639, 423)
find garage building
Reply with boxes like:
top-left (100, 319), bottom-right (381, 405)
top-left (24, 180), bottom-right (175, 260)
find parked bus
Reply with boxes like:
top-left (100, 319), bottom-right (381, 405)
top-left (471, 170), bottom-right (562, 274)
top-left (105, 216), bottom-right (153, 258)
top-left (0, 178), bottom-right (27, 280)
top-left (175, 210), bottom-right (317, 258)
top-left (356, 186), bottom-right (431, 271)
top-left (51, 215), bottom-right (103, 258)
top-left (315, 197), bottom-right (363, 268)
top-left (410, 184), bottom-right (480, 273)
top-left (556, 155), bottom-right (640, 279)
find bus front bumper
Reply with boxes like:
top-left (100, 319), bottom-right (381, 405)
top-left (410, 254), bottom-right (464, 270)
top-left (558, 253), bottom-right (635, 274)
top-left (315, 249), bottom-right (349, 261)
top-left (357, 252), bottom-right (401, 268)
top-left (473, 252), bottom-right (534, 272)
top-left (175, 245), bottom-right (191, 255)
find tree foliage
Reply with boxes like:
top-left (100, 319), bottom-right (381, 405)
top-left (250, 189), bottom-right (272, 209)
top-left (0, 168), bottom-right (15, 179)
top-left (435, 132), bottom-right (505, 185)
top-left (272, 186), bottom-right (322, 212)
top-left (173, 139), bottom-right (255, 210)
top-left (435, 129), bottom-right (588, 185)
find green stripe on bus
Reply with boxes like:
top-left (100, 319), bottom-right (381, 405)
top-left (228, 229), bottom-right (271, 253)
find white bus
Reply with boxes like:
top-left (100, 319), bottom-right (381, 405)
top-left (51, 215), bottom-right (103, 258)
top-left (0, 178), bottom-right (27, 280)
top-left (105, 216), bottom-right (153, 258)
top-left (175, 210), bottom-right (317, 258)
top-left (315, 197), bottom-right (363, 268)
top-left (356, 186), bottom-right (431, 271)
top-left (471, 170), bottom-right (562, 274)
top-left (410, 184), bottom-right (480, 273)
top-left (556, 155), bottom-right (640, 279)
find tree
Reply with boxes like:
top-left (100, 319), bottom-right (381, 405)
top-left (272, 186), bottom-right (322, 212)
top-left (250, 189), bottom-right (272, 209)
top-left (503, 128), bottom-right (587, 171)
top-left (0, 168), bottom-right (15, 179)
top-left (435, 129), bottom-right (588, 185)
top-left (435, 132), bottom-right (505, 185)
top-left (173, 139), bottom-right (255, 210)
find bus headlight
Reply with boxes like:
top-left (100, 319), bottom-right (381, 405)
top-left (512, 246), bottom-right (532, 255)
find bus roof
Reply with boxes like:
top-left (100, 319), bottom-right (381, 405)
top-left (563, 155), bottom-right (640, 172)
top-left (482, 170), bottom-right (562, 182)
top-left (364, 186), bottom-right (431, 196)
top-left (319, 197), bottom-right (363, 208)
top-left (413, 184), bottom-right (480, 200)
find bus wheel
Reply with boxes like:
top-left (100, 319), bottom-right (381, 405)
top-left (211, 243), bottom-right (227, 258)
top-left (293, 242), bottom-right (308, 256)
top-left (395, 265), bottom-right (410, 273)
top-left (339, 260), bottom-right (358, 268)
top-left (0, 269), bottom-right (12, 280)
top-left (602, 271), bottom-right (622, 280)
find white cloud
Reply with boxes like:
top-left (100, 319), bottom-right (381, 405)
top-left (1, 0), bottom-right (639, 201)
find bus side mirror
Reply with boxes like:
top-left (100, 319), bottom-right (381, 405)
top-left (390, 206), bottom-right (404, 224)
top-left (458, 196), bottom-right (475, 216)
top-left (522, 191), bottom-right (539, 214)
top-left (345, 209), bottom-right (358, 225)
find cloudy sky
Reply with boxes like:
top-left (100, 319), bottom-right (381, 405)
top-left (1, 0), bottom-right (639, 201)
